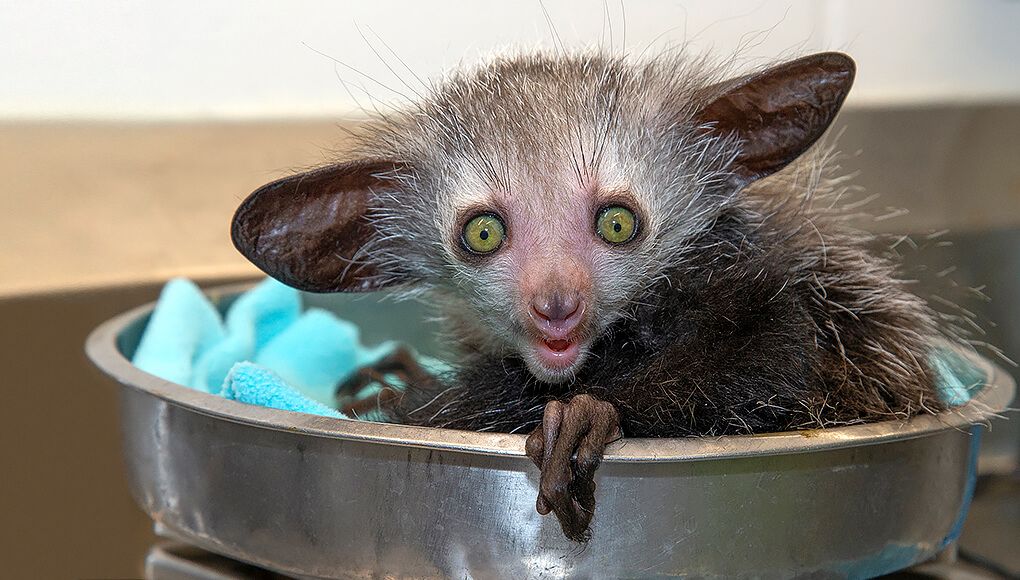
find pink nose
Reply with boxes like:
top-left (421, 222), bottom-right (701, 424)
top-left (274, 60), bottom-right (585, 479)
top-left (532, 290), bottom-right (581, 321)
top-left (530, 291), bottom-right (583, 336)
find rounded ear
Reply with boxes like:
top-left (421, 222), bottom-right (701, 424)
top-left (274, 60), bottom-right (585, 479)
top-left (696, 52), bottom-right (856, 186)
top-left (231, 160), bottom-right (405, 293)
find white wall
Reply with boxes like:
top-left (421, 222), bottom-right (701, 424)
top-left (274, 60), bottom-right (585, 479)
top-left (2, 0), bottom-right (1019, 121)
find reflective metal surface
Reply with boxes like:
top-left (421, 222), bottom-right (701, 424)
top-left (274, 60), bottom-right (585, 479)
top-left (86, 286), bottom-right (1015, 579)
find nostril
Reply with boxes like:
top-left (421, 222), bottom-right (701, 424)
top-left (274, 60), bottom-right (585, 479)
top-left (557, 298), bottom-right (581, 321)
top-left (531, 304), bottom-right (551, 322)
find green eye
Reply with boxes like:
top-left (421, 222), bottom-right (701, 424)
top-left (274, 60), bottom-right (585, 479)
top-left (596, 206), bottom-right (636, 244)
top-left (462, 214), bottom-right (505, 254)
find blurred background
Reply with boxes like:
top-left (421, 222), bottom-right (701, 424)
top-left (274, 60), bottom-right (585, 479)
top-left (2, 0), bottom-right (1018, 577)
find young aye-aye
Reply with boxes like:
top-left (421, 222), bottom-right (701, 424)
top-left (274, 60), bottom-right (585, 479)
top-left (232, 50), bottom-right (944, 541)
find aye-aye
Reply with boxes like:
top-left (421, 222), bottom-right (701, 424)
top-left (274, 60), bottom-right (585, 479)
top-left (232, 50), bottom-right (945, 541)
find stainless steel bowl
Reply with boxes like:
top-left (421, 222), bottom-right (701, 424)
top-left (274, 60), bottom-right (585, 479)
top-left (86, 285), bottom-right (1015, 580)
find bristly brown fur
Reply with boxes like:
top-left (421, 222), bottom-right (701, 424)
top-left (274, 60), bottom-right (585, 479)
top-left (340, 50), bottom-right (945, 436)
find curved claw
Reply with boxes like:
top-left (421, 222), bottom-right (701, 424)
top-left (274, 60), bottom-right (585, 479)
top-left (525, 394), bottom-right (622, 542)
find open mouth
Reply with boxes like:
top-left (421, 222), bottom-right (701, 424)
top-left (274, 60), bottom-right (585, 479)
top-left (543, 338), bottom-right (573, 352)
top-left (533, 336), bottom-right (582, 372)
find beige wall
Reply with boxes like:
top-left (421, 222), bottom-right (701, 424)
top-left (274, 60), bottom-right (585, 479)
top-left (5, 1), bottom-right (1020, 121)
top-left (0, 122), bottom-right (339, 297)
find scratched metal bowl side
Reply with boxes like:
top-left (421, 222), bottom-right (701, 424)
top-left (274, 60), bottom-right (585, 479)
top-left (86, 286), bottom-right (1015, 579)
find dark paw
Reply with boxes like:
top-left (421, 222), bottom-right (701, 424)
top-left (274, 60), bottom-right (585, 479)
top-left (525, 394), bottom-right (622, 542)
top-left (335, 346), bottom-right (429, 417)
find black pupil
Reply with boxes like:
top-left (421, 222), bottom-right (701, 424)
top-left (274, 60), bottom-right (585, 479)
top-left (613, 222), bottom-right (622, 233)
top-left (480, 230), bottom-right (489, 240)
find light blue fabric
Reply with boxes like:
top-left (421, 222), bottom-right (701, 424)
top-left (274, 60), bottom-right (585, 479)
top-left (220, 362), bottom-right (345, 418)
top-left (254, 308), bottom-right (396, 405)
top-left (131, 277), bottom-right (406, 419)
top-left (931, 346), bottom-right (988, 406)
top-left (132, 278), bottom-right (226, 387)
top-left (191, 279), bottom-right (301, 393)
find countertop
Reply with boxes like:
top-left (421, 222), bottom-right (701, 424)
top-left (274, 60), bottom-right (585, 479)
top-left (0, 121), bottom-right (346, 297)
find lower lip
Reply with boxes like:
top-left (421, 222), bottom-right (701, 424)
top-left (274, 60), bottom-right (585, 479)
top-left (534, 337), bottom-right (581, 369)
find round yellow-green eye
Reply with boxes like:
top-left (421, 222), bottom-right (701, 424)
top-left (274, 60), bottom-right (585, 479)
top-left (596, 206), bottom-right (636, 244)
top-left (462, 214), bottom-right (505, 254)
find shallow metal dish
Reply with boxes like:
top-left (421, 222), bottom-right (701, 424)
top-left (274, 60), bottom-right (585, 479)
top-left (86, 284), bottom-right (1015, 580)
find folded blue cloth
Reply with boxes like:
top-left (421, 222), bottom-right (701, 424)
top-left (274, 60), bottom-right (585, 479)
top-left (220, 362), bottom-right (346, 418)
top-left (132, 278), bottom-right (226, 387)
top-left (132, 278), bottom-right (403, 418)
top-left (254, 309), bottom-right (397, 406)
top-left (133, 278), bottom-right (989, 421)
top-left (191, 278), bottom-right (301, 394)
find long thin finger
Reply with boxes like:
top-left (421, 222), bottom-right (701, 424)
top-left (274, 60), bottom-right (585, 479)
top-left (575, 402), bottom-right (620, 479)
top-left (525, 427), bottom-right (545, 469)
top-left (541, 400), bottom-right (564, 467)
top-left (544, 396), bottom-right (597, 471)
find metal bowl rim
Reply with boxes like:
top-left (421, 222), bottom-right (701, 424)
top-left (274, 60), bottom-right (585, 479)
top-left (85, 285), bottom-right (1015, 462)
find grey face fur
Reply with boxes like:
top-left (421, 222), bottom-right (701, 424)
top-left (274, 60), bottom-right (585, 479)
top-left (351, 53), bottom-right (750, 380)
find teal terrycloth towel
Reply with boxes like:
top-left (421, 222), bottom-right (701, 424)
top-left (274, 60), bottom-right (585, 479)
top-left (132, 278), bottom-right (988, 420)
top-left (132, 278), bottom-right (400, 418)
top-left (220, 362), bottom-right (346, 418)
top-left (132, 278), bottom-right (227, 388)
top-left (191, 277), bottom-right (301, 394)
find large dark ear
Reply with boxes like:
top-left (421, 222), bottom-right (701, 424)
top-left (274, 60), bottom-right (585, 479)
top-left (696, 52), bottom-right (855, 185)
top-left (231, 160), bottom-right (404, 293)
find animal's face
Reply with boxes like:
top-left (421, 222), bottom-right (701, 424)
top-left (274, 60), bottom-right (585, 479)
top-left (433, 156), bottom-right (660, 383)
